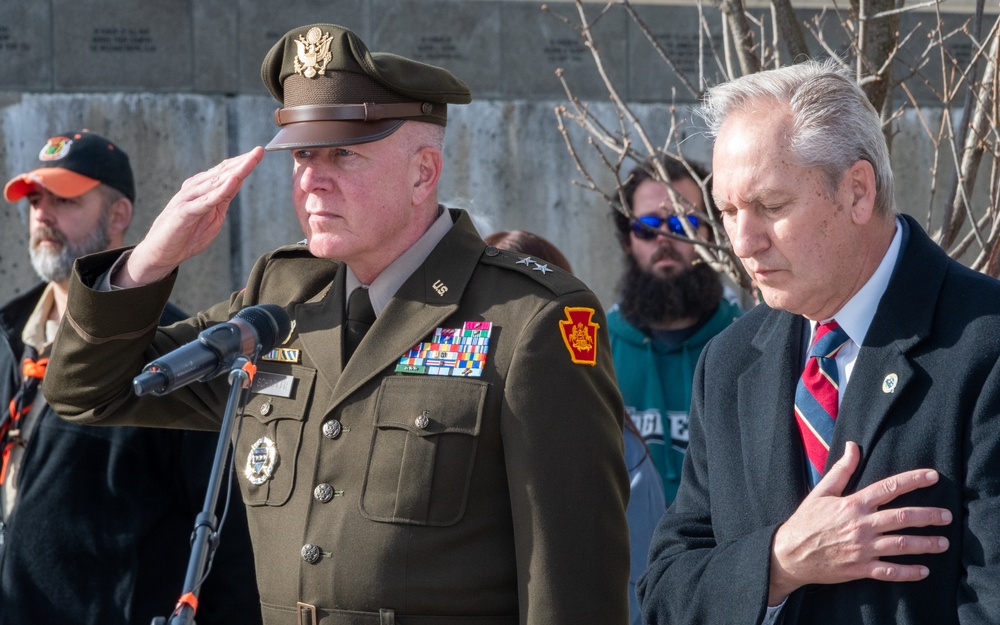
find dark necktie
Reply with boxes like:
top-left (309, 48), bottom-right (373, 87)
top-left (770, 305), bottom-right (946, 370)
top-left (344, 287), bottom-right (375, 363)
top-left (1, 346), bottom-right (47, 484)
top-left (793, 321), bottom-right (850, 486)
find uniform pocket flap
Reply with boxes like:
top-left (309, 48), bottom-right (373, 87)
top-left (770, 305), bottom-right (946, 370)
top-left (373, 377), bottom-right (486, 436)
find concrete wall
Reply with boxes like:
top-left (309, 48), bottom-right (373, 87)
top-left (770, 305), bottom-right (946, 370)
top-left (0, 0), bottom-right (986, 313)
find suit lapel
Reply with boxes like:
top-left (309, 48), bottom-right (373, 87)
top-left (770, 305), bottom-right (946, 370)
top-left (740, 310), bottom-right (810, 522)
top-left (328, 210), bottom-right (486, 407)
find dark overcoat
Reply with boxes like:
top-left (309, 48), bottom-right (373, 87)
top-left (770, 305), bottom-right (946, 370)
top-left (639, 215), bottom-right (1000, 624)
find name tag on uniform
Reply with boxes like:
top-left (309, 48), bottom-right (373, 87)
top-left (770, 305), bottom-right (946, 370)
top-left (251, 372), bottom-right (295, 398)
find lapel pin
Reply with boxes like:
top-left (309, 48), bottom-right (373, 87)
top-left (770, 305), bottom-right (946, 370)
top-left (882, 373), bottom-right (898, 394)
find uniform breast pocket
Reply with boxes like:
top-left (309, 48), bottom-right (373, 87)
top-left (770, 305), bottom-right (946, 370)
top-left (236, 364), bottom-right (316, 507)
top-left (360, 376), bottom-right (487, 526)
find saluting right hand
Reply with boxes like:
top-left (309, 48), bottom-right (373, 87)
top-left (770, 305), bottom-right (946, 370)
top-left (114, 147), bottom-right (265, 288)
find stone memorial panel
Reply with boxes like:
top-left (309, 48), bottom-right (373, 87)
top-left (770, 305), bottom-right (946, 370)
top-left (52, 0), bottom-right (193, 91)
top-left (0, 3), bottom-right (53, 91)
top-left (501, 1), bottom-right (628, 100)
top-left (626, 4), bottom-right (725, 104)
top-left (369, 0), bottom-right (502, 99)
top-left (237, 0), bottom-right (367, 95)
top-left (192, 2), bottom-right (240, 94)
top-left (894, 9), bottom-right (978, 106)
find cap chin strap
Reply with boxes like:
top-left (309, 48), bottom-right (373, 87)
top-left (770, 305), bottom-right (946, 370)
top-left (274, 101), bottom-right (435, 126)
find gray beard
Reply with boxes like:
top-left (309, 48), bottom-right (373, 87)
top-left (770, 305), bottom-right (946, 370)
top-left (29, 217), bottom-right (111, 283)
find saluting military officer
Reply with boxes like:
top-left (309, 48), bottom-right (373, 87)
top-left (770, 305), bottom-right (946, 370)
top-left (43, 23), bottom-right (630, 625)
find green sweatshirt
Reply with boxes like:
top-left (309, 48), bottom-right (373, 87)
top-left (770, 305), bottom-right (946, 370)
top-left (607, 298), bottom-right (742, 502)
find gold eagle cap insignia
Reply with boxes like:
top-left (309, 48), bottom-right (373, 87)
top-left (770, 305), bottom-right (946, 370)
top-left (294, 27), bottom-right (334, 79)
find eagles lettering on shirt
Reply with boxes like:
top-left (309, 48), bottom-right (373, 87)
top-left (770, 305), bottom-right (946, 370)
top-left (628, 407), bottom-right (689, 452)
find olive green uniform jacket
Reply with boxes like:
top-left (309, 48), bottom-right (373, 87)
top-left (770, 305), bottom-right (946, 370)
top-left (44, 209), bottom-right (630, 625)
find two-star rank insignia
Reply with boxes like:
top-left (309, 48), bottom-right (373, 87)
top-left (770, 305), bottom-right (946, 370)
top-left (515, 255), bottom-right (555, 274)
top-left (559, 307), bottom-right (599, 366)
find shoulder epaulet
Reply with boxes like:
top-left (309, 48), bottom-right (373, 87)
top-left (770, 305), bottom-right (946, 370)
top-left (265, 242), bottom-right (316, 260)
top-left (478, 246), bottom-right (587, 297)
top-left (243, 243), bottom-right (339, 304)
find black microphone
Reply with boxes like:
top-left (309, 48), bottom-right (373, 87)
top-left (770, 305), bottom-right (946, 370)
top-left (133, 304), bottom-right (292, 397)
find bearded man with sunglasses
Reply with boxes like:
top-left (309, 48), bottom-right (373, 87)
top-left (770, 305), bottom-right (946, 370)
top-left (609, 157), bottom-right (742, 505)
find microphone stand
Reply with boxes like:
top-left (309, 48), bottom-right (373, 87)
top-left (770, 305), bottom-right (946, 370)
top-left (152, 355), bottom-right (255, 625)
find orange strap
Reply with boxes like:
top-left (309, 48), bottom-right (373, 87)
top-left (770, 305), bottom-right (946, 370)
top-left (0, 444), bottom-right (12, 484)
top-left (174, 592), bottom-right (198, 614)
top-left (22, 358), bottom-right (48, 380)
top-left (241, 361), bottom-right (257, 385)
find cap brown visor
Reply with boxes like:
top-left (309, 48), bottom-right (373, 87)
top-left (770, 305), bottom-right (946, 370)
top-left (265, 119), bottom-right (406, 151)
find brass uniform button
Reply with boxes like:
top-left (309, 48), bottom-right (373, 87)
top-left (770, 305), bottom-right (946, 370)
top-left (322, 420), bottom-right (342, 439)
top-left (301, 543), bottom-right (322, 564)
top-left (314, 483), bottom-right (335, 503)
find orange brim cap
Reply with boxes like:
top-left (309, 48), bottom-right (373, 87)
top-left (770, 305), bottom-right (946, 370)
top-left (3, 168), bottom-right (101, 202)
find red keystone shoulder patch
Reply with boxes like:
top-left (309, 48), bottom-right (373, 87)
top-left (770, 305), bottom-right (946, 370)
top-left (559, 307), bottom-right (599, 366)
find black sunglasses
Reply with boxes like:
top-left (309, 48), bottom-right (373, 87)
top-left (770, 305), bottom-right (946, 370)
top-left (630, 215), bottom-right (700, 240)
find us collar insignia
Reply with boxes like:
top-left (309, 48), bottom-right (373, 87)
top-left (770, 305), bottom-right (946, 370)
top-left (559, 307), bottom-right (599, 366)
top-left (396, 321), bottom-right (492, 377)
top-left (294, 27), bottom-right (333, 79)
top-left (245, 436), bottom-right (278, 485)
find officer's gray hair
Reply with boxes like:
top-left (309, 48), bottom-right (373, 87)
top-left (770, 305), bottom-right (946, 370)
top-left (406, 121), bottom-right (446, 153)
top-left (701, 59), bottom-right (895, 218)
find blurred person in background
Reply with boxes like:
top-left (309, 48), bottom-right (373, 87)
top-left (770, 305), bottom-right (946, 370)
top-left (0, 129), bottom-right (260, 624)
top-left (608, 156), bottom-right (742, 504)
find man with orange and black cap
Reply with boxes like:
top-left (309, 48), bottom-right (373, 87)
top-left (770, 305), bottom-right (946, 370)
top-left (43, 24), bottom-right (629, 625)
top-left (0, 130), bottom-right (262, 625)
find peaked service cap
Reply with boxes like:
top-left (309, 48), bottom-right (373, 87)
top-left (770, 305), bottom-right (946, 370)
top-left (261, 23), bottom-right (471, 151)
